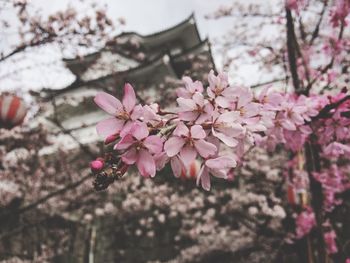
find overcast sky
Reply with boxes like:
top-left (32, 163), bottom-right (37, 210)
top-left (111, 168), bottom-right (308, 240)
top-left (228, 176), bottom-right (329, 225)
top-left (0, 0), bottom-right (276, 93)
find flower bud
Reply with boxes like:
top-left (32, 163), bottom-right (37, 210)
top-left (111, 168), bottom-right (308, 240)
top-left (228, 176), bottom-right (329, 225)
top-left (90, 159), bottom-right (104, 172)
top-left (104, 134), bottom-right (118, 145)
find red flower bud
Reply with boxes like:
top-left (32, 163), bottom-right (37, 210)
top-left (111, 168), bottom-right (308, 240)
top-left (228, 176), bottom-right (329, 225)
top-left (90, 159), bottom-right (104, 172)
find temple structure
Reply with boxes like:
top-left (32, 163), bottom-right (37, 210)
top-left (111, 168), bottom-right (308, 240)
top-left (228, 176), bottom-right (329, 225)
top-left (37, 14), bottom-right (215, 153)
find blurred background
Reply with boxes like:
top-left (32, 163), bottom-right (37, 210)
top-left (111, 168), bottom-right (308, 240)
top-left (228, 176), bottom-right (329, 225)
top-left (0, 0), bottom-right (349, 262)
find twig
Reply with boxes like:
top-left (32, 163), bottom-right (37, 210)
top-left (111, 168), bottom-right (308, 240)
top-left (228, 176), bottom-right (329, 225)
top-left (286, 8), bottom-right (301, 93)
top-left (309, 0), bottom-right (328, 45)
top-left (0, 171), bottom-right (91, 221)
top-left (313, 95), bottom-right (350, 121)
top-left (250, 78), bottom-right (285, 88)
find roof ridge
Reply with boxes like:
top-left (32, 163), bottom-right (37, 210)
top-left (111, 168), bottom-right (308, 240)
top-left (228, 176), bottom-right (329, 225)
top-left (118, 12), bottom-right (195, 39)
top-left (63, 12), bottom-right (197, 63)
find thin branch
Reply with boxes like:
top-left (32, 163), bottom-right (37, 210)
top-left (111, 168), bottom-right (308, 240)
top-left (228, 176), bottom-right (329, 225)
top-left (250, 78), bottom-right (285, 88)
top-left (309, 0), bottom-right (328, 45)
top-left (286, 8), bottom-right (301, 93)
top-left (306, 22), bottom-right (345, 92)
top-left (0, 171), bottom-right (91, 221)
top-left (51, 99), bottom-right (96, 159)
top-left (313, 95), bottom-right (350, 121)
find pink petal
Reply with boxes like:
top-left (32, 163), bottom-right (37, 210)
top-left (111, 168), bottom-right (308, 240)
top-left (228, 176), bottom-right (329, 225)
top-left (120, 121), bottom-right (134, 137)
top-left (213, 131), bottom-right (238, 147)
top-left (180, 145), bottom-right (197, 167)
top-left (130, 104), bottom-right (144, 120)
top-left (136, 149), bottom-right (156, 177)
top-left (291, 112), bottom-right (304, 125)
top-left (177, 98), bottom-right (196, 111)
top-left (193, 80), bottom-right (204, 93)
top-left (121, 148), bottom-right (138, 164)
top-left (225, 123), bottom-right (245, 137)
top-left (164, 137), bottom-right (185, 157)
top-left (178, 111), bottom-right (199, 122)
top-left (190, 125), bottom-right (206, 139)
top-left (192, 92), bottom-right (204, 106)
top-left (210, 169), bottom-right (227, 179)
top-left (182, 76), bottom-right (194, 91)
top-left (143, 135), bottom-right (163, 154)
top-left (204, 102), bottom-right (214, 114)
top-left (173, 122), bottom-right (189, 137)
top-left (207, 86), bottom-right (215, 99)
top-left (221, 87), bottom-right (236, 98)
top-left (122, 83), bottom-right (136, 113)
top-left (94, 92), bottom-right (122, 115)
top-left (176, 87), bottom-right (191, 99)
top-left (115, 134), bottom-right (135, 150)
top-left (194, 139), bottom-right (217, 158)
top-left (195, 112), bottom-right (210, 124)
top-left (154, 152), bottom-right (169, 170)
top-left (207, 69), bottom-right (216, 88)
top-left (243, 103), bottom-right (260, 117)
top-left (268, 93), bottom-right (284, 106)
top-left (206, 156), bottom-right (237, 169)
top-left (96, 117), bottom-right (125, 137)
top-left (217, 111), bottom-right (240, 123)
top-left (197, 166), bottom-right (210, 191)
top-left (215, 96), bottom-right (230, 108)
top-left (237, 88), bottom-right (253, 108)
top-left (131, 122), bottom-right (149, 140)
top-left (171, 156), bottom-right (185, 178)
top-left (281, 119), bottom-right (297, 131)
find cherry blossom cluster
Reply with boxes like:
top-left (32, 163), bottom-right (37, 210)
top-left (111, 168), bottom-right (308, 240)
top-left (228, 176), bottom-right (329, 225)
top-left (294, 207), bottom-right (316, 239)
top-left (313, 164), bottom-right (350, 212)
top-left (286, 0), bottom-right (350, 28)
top-left (316, 92), bottom-right (350, 158)
top-left (91, 70), bottom-right (350, 193)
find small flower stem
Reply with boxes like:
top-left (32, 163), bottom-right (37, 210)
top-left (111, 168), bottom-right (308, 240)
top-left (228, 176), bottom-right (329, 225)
top-left (157, 123), bottom-right (177, 138)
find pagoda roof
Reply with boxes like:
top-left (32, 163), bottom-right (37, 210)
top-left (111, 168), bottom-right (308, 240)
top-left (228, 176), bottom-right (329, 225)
top-left (170, 38), bottom-right (216, 78)
top-left (44, 52), bottom-right (178, 99)
top-left (116, 13), bottom-right (201, 52)
top-left (41, 14), bottom-right (217, 102)
top-left (62, 13), bottom-right (201, 76)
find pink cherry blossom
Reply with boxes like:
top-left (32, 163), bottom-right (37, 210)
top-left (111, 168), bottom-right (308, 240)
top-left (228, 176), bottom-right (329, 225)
top-left (115, 122), bottom-right (163, 177)
top-left (258, 87), bottom-right (284, 111)
top-left (330, 0), bottom-right (350, 27)
top-left (164, 122), bottom-right (217, 166)
top-left (169, 155), bottom-right (186, 178)
top-left (94, 83), bottom-right (143, 139)
top-left (283, 125), bottom-right (312, 152)
top-left (323, 141), bottom-right (350, 157)
top-left (176, 76), bottom-right (204, 99)
top-left (177, 92), bottom-right (213, 124)
top-left (285, 0), bottom-right (306, 14)
top-left (197, 155), bottom-right (237, 191)
top-left (278, 101), bottom-right (306, 131)
top-left (313, 165), bottom-right (350, 211)
top-left (324, 230), bottom-right (338, 254)
top-left (211, 111), bottom-right (244, 147)
top-left (206, 70), bottom-right (235, 108)
top-left (295, 208), bottom-right (316, 239)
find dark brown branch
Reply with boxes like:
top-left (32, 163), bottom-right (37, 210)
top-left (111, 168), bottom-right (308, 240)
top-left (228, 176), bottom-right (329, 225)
top-left (306, 22), bottom-right (345, 92)
top-left (313, 95), bottom-right (350, 120)
top-left (0, 172), bottom-right (91, 221)
top-left (250, 78), bottom-right (285, 88)
top-left (286, 8), bottom-right (301, 93)
top-left (309, 0), bottom-right (328, 45)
